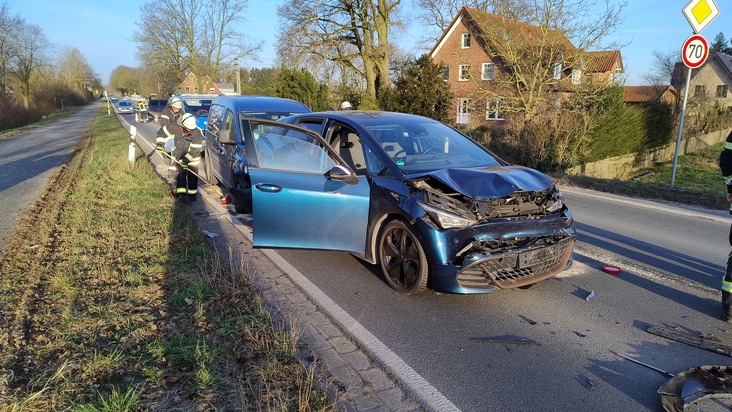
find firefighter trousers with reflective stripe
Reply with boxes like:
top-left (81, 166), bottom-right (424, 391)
top-left (724, 224), bottom-right (732, 320)
top-left (175, 163), bottom-right (199, 196)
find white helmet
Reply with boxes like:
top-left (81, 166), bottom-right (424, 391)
top-left (340, 101), bottom-right (352, 110)
top-left (179, 113), bottom-right (197, 130)
top-left (170, 96), bottom-right (183, 109)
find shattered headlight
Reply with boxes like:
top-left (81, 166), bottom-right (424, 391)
top-left (419, 202), bottom-right (477, 229)
top-left (544, 186), bottom-right (565, 213)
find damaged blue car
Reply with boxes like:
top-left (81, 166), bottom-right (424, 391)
top-left (239, 111), bottom-right (575, 295)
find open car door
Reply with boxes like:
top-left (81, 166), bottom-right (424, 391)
top-left (242, 119), bottom-right (370, 254)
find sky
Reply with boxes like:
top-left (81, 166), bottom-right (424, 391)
top-left (6, 0), bottom-right (731, 87)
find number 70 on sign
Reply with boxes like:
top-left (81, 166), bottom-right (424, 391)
top-left (681, 34), bottom-right (709, 69)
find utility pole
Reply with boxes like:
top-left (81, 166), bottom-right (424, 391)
top-left (236, 58), bottom-right (241, 95)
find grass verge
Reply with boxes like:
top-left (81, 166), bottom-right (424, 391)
top-left (0, 111), bottom-right (335, 410)
top-left (553, 142), bottom-right (728, 212)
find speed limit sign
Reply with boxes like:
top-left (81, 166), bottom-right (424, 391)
top-left (681, 34), bottom-right (709, 69)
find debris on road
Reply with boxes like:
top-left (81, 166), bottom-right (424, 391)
top-left (519, 315), bottom-right (537, 325)
top-left (613, 352), bottom-right (675, 378)
top-left (602, 265), bottom-right (621, 275)
top-left (574, 331), bottom-right (587, 338)
top-left (586, 290), bottom-right (598, 301)
top-left (658, 365), bottom-right (732, 412)
top-left (469, 335), bottom-right (540, 345)
top-left (575, 374), bottom-right (597, 390)
top-left (203, 230), bottom-right (219, 238)
top-left (646, 325), bottom-right (732, 357)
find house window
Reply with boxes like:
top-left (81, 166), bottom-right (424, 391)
top-left (481, 63), bottom-right (495, 80)
top-left (442, 65), bottom-right (449, 81)
top-left (209, 87), bottom-right (216, 93)
top-left (717, 85), bottom-right (728, 98)
top-left (552, 63), bottom-right (563, 80)
top-left (185, 86), bottom-right (190, 93)
top-left (459, 64), bottom-right (470, 81)
top-left (485, 100), bottom-right (504, 121)
top-left (194, 87), bottom-right (199, 93)
top-left (571, 69), bottom-right (582, 85)
top-left (457, 98), bottom-right (472, 125)
top-left (694, 85), bottom-right (706, 98)
top-left (462, 33), bottom-right (471, 48)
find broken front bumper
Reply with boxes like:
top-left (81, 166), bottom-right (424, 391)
top-left (416, 210), bottom-right (576, 294)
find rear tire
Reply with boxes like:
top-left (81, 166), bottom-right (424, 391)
top-left (378, 219), bottom-right (429, 295)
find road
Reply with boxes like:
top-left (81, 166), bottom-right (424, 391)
top-left (51, 113), bottom-right (732, 410)
top-left (0, 102), bottom-right (102, 250)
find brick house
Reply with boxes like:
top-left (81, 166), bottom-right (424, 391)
top-left (429, 6), bottom-right (622, 127)
top-left (671, 51), bottom-right (732, 109)
top-left (584, 50), bottom-right (624, 84)
top-left (177, 72), bottom-right (224, 95)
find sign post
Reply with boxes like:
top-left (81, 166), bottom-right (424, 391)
top-left (671, 0), bottom-right (719, 187)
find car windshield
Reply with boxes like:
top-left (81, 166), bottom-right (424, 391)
top-left (363, 118), bottom-right (502, 173)
top-left (119, 101), bottom-right (131, 107)
top-left (183, 99), bottom-right (212, 117)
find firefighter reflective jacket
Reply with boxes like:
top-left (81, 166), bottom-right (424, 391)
top-left (156, 105), bottom-right (181, 149)
top-left (172, 127), bottom-right (203, 167)
top-left (720, 130), bottom-right (732, 214)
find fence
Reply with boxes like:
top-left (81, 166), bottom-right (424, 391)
top-left (567, 127), bottom-right (732, 179)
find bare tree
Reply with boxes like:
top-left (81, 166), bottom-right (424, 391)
top-left (8, 22), bottom-right (51, 108)
top-left (132, 0), bottom-right (261, 92)
top-left (642, 49), bottom-right (677, 86)
top-left (414, 0), bottom-right (531, 47)
top-left (277, 0), bottom-right (402, 99)
top-left (57, 47), bottom-right (100, 94)
top-left (0, 2), bottom-right (21, 96)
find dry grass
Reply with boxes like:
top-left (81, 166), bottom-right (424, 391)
top-left (0, 111), bottom-right (336, 411)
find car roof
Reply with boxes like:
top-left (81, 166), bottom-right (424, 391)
top-left (212, 95), bottom-right (311, 113)
top-left (288, 110), bottom-right (435, 127)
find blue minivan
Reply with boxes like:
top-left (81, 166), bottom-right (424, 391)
top-left (203, 96), bottom-right (311, 213)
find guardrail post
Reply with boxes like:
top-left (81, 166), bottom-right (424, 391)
top-left (128, 125), bottom-right (137, 163)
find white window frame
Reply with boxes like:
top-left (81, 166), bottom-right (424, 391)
top-left (457, 98), bottom-right (472, 125)
top-left (461, 33), bottom-right (471, 48)
top-left (459, 64), bottom-right (471, 81)
top-left (442, 65), bottom-right (449, 82)
top-left (485, 99), bottom-right (504, 121)
top-left (571, 69), bottom-right (582, 85)
top-left (481, 63), bottom-right (495, 81)
top-left (552, 63), bottom-right (563, 80)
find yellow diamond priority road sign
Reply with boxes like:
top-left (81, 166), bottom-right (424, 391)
top-left (683, 0), bottom-right (719, 34)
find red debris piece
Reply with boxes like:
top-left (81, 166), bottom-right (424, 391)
top-left (602, 265), bottom-right (621, 275)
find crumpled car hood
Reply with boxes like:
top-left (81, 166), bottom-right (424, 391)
top-left (408, 166), bottom-right (554, 199)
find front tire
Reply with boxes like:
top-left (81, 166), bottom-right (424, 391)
top-left (378, 219), bottom-right (429, 295)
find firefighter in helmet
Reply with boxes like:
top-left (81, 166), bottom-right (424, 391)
top-left (156, 96), bottom-right (183, 153)
top-left (172, 113), bottom-right (203, 202)
top-left (719, 130), bottom-right (732, 321)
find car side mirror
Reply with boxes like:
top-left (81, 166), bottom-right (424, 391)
top-left (218, 129), bottom-right (235, 145)
top-left (328, 165), bottom-right (358, 184)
